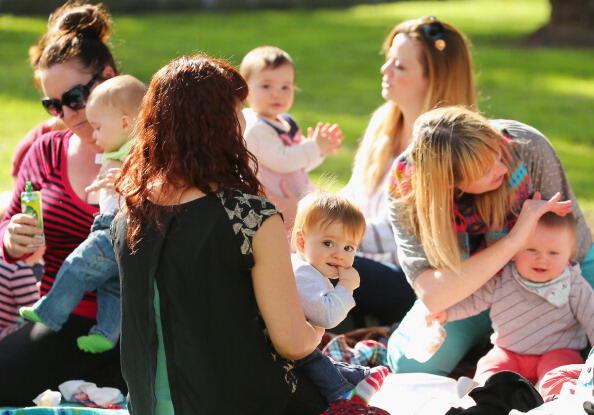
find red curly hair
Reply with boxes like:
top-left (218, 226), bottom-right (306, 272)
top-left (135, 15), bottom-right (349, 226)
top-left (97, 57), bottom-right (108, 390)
top-left (117, 54), bottom-right (262, 248)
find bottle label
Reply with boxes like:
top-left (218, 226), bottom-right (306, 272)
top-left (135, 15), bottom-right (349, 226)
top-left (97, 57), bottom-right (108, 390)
top-left (21, 191), bottom-right (45, 245)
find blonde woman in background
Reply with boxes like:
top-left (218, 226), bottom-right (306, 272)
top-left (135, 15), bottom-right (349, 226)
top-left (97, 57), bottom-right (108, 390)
top-left (340, 16), bottom-right (477, 326)
top-left (386, 106), bottom-right (594, 375)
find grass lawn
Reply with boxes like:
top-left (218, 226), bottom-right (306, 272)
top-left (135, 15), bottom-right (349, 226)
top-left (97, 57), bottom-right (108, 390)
top-left (1, 0), bottom-right (593, 225)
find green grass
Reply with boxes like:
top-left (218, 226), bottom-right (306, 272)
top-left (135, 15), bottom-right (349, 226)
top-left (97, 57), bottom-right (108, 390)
top-left (1, 0), bottom-right (593, 224)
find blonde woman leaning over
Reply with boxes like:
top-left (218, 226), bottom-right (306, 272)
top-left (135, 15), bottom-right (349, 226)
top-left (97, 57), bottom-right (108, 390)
top-left (386, 106), bottom-right (594, 376)
top-left (341, 16), bottom-right (476, 326)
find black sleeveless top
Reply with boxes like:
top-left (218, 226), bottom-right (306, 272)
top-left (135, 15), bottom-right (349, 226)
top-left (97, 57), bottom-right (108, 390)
top-left (111, 190), bottom-right (298, 414)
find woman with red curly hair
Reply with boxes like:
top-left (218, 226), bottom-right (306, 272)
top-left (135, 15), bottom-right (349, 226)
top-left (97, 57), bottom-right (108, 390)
top-left (112, 54), bottom-right (327, 414)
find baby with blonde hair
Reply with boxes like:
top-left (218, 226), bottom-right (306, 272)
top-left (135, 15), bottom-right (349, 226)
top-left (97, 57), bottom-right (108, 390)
top-left (290, 192), bottom-right (390, 405)
top-left (21, 75), bottom-right (147, 354)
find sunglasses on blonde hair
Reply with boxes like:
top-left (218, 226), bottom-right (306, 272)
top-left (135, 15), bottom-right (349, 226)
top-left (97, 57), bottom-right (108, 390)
top-left (41, 71), bottom-right (102, 117)
top-left (419, 16), bottom-right (447, 51)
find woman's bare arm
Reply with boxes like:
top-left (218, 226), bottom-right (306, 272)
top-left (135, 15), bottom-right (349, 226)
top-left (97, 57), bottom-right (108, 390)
top-left (414, 193), bottom-right (572, 313)
top-left (251, 214), bottom-right (324, 360)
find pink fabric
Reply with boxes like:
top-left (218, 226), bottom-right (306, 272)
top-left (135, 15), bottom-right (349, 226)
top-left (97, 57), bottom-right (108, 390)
top-left (538, 364), bottom-right (582, 400)
top-left (0, 261), bottom-right (39, 332)
top-left (475, 345), bottom-right (583, 384)
top-left (1, 130), bottom-right (100, 319)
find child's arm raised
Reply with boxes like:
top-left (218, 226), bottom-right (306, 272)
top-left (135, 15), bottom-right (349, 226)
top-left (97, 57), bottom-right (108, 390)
top-left (245, 123), bottom-right (325, 174)
top-left (307, 123), bottom-right (343, 157)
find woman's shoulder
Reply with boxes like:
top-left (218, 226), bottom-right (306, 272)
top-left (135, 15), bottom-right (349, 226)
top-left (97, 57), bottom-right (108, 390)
top-left (29, 128), bottom-right (73, 155)
top-left (489, 119), bottom-right (548, 143)
top-left (490, 119), bottom-right (555, 159)
top-left (216, 190), bottom-right (279, 257)
top-left (362, 102), bottom-right (391, 137)
top-left (216, 190), bottom-right (279, 226)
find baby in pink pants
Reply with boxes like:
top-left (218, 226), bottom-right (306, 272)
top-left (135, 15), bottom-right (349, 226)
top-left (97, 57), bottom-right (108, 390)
top-left (433, 212), bottom-right (594, 388)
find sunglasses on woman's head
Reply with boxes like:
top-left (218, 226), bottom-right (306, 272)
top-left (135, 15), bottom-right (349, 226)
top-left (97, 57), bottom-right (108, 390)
top-left (41, 72), bottom-right (102, 118)
top-left (419, 16), bottom-right (447, 51)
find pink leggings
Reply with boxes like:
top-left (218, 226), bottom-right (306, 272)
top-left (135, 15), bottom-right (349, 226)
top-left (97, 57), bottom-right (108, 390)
top-left (475, 345), bottom-right (583, 385)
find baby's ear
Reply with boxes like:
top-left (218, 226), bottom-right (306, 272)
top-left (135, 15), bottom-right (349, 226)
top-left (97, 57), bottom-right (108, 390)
top-left (121, 115), bottom-right (132, 133)
top-left (294, 229), bottom-right (305, 252)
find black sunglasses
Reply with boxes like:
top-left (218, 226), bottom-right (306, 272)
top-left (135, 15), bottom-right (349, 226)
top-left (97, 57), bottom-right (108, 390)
top-left (41, 71), bottom-right (102, 117)
top-left (419, 16), bottom-right (447, 51)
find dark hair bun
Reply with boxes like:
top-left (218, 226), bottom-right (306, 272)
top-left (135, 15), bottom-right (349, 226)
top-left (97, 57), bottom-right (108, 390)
top-left (50, 2), bottom-right (111, 42)
top-left (29, 1), bottom-right (117, 76)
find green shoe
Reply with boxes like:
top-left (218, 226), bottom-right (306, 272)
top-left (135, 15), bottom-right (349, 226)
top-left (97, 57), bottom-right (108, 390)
top-left (19, 306), bottom-right (43, 324)
top-left (77, 334), bottom-right (115, 354)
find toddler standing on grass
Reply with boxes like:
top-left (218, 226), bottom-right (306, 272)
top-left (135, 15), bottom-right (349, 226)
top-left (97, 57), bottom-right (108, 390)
top-left (431, 212), bottom-right (594, 392)
top-left (239, 46), bottom-right (343, 218)
top-left (20, 75), bottom-right (146, 354)
top-left (291, 192), bottom-right (389, 405)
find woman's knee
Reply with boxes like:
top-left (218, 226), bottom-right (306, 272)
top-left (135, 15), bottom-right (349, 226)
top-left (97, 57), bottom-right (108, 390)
top-left (386, 302), bottom-right (491, 376)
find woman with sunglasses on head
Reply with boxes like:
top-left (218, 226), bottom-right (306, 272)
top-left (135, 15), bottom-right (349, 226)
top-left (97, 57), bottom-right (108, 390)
top-left (340, 17), bottom-right (476, 327)
top-left (0, 2), bottom-right (125, 405)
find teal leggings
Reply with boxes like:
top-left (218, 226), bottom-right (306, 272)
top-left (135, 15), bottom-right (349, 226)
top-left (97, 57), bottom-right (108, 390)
top-left (387, 243), bottom-right (594, 376)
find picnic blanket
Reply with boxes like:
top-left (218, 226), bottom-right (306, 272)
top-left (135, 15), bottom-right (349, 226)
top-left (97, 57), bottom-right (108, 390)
top-left (369, 373), bottom-right (475, 414)
top-left (0, 408), bottom-right (127, 415)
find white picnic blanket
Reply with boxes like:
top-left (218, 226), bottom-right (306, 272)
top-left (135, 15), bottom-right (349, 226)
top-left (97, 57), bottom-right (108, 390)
top-left (369, 373), bottom-right (475, 414)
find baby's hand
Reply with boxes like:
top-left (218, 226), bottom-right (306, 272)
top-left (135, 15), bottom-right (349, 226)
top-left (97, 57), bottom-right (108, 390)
top-left (308, 123), bottom-right (343, 156)
top-left (337, 266), bottom-right (360, 293)
top-left (25, 245), bottom-right (46, 266)
top-left (426, 310), bottom-right (447, 326)
top-left (85, 168), bottom-right (122, 193)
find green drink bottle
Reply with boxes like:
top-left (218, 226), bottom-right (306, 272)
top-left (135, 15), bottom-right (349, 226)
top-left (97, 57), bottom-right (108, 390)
top-left (21, 181), bottom-right (44, 245)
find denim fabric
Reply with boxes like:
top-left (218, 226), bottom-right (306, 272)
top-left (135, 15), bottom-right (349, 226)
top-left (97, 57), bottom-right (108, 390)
top-left (296, 348), bottom-right (368, 403)
top-left (31, 263), bottom-right (43, 282)
top-left (32, 214), bottom-right (120, 344)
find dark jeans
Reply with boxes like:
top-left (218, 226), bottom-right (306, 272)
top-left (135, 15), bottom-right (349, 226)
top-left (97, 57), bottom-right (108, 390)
top-left (0, 314), bottom-right (125, 406)
top-left (296, 348), bottom-right (368, 402)
top-left (351, 255), bottom-right (416, 327)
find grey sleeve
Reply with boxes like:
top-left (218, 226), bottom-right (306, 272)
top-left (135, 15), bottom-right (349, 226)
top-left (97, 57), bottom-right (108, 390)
top-left (446, 278), bottom-right (496, 322)
top-left (491, 120), bottom-right (592, 262)
top-left (294, 263), bottom-right (356, 329)
top-left (389, 195), bottom-right (431, 283)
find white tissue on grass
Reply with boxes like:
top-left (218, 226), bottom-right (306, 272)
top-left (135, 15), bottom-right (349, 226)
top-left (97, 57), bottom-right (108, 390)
top-left (87, 387), bottom-right (124, 406)
top-left (33, 389), bottom-right (62, 407)
top-left (58, 379), bottom-right (124, 406)
top-left (59, 380), bottom-right (97, 401)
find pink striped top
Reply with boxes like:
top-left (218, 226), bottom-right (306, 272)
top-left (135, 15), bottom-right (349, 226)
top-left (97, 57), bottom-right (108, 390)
top-left (0, 260), bottom-right (39, 329)
top-left (1, 130), bottom-right (99, 319)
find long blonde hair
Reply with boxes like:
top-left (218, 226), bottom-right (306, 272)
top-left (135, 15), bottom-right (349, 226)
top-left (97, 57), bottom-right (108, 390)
top-left (403, 107), bottom-right (513, 272)
top-left (355, 17), bottom-right (477, 192)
